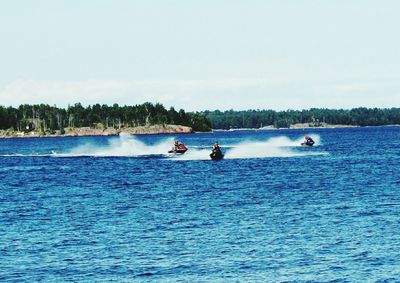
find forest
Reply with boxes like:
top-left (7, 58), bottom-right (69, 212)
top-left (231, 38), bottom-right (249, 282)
top-left (203, 108), bottom-right (400, 129)
top-left (1, 104), bottom-right (400, 133)
top-left (0, 102), bottom-right (211, 133)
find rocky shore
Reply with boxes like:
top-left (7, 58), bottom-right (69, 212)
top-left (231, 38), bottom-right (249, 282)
top-left (0, 124), bottom-right (193, 138)
top-left (285, 123), bottom-right (358, 129)
top-left (214, 123), bottom-right (360, 131)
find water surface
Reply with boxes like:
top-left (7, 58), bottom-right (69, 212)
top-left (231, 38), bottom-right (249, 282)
top-left (1, 127), bottom-right (400, 282)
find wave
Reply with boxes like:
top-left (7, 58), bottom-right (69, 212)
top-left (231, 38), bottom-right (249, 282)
top-left (0, 134), bottom-right (326, 159)
top-left (178, 135), bottom-right (325, 160)
top-left (61, 133), bottom-right (174, 157)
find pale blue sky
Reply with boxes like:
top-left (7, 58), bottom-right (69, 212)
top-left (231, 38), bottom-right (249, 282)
top-left (1, 0), bottom-right (399, 110)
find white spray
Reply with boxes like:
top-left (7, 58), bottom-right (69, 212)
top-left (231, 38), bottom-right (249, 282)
top-left (177, 135), bottom-right (324, 160)
top-left (48, 133), bottom-right (325, 159)
top-left (64, 133), bottom-right (175, 157)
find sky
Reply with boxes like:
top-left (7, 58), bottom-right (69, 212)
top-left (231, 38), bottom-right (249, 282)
top-left (0, 0), bottom-right (399, 111)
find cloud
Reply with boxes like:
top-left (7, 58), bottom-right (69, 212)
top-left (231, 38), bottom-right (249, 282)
top-left (0, 79), bottom-right (280, 110)
top-left (1, 79), bottom-right (399, 111)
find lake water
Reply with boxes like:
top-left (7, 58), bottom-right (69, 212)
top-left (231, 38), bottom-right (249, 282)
top-left (1, 127), bottom-right (400, 282)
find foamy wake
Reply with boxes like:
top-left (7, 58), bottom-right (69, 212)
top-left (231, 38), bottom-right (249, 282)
top-left (2, 133), bottom-right (326, 159)
top-left (60, 133), bottom-right (174, 157)
top-left (178, 135), bottom-right (325, 160)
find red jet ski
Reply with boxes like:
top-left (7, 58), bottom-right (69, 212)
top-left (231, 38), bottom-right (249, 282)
top-left (168, 142), bottom-right (188, 154)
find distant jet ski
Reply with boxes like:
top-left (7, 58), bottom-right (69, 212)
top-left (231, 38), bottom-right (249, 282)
top-left (301, 135), bottom-right (315, 146)
top-left (210, 142), bottom-right (224, 160)
top-left (168, 140), bottom-right (188, 154)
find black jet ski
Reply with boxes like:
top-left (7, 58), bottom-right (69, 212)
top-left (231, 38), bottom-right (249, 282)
top-left (301, 136), bottom-right (315, 146)
top-left (210, 148), bottom-right (224, 160)
top-left (301, 141), bottom-right (314, 146)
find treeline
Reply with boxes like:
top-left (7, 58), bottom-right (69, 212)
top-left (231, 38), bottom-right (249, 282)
top-left (203, 108), bottom-right (400, 129)
top-left (0, 102), bottom-right (211, 132)
top-left (2, 104), bottom-right (399, 132)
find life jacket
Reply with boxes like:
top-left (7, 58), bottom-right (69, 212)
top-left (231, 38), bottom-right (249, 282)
top-left (306, 138), bottom-right (314, 145)
top-left (178, 144), bottom-right (187, 151)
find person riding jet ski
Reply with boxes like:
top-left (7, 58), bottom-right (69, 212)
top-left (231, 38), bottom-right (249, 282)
top-left (168, 140), bottom-right (188, 154)
top-left (210, 142), bottom-right (224, 160)
top-left (301, 135), bottom-right (315, 146)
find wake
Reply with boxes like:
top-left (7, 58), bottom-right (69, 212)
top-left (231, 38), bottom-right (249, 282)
top-left (60, 133), bottom-right (174, 157)
top-left (0, 134), bottom-right (326, 159)
top-left (179, 135), bottom-right (325, 160)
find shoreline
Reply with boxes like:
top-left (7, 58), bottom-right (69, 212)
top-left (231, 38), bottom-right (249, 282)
top-left (212, 123), bottom-right (400, 131)
top-left (1, 124), bottom-right (399, 139)
top-left (0, 124), bottom-right (193, 139)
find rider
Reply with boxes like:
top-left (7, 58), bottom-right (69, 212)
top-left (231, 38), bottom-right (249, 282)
top-left (304, 135), bottom-right (315, 146)
top-left (174, 140), bottom-right (187, 151)
top-left (212, 142), bottom-right (221, 153)
top-left (174, 140), bottom-right (180, 151)
top-left (210, 141), bottom-right (223, 159)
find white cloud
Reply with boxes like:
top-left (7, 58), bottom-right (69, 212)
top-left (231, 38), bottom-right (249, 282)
top-left (1, 79), bottom-right (399, 111)
top-left (0, 79), bottom-right (281, 110)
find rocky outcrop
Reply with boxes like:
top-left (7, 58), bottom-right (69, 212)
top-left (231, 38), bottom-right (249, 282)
top-left (288, 123), bottom-right (358, 129)
top-left (63, 127), bottom-right (119, 137)
top-left (0, 124), bottom-right (193, 138)
top-left (122, 124), bottom-right (192, 135)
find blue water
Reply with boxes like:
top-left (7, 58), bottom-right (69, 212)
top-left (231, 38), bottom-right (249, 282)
top-left (1, 127), bottom-right (400, 282)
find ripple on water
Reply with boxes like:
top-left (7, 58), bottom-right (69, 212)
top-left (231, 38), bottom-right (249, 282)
top-left (1, 128), bottom-right (400, 281)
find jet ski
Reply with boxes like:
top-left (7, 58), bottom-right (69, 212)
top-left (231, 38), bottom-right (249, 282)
top-left (301, 141), bottom-right (314, 146)
top-left (210, 148), bottom-right (224, 160)
top-left (168, 148), bottom-right (188, 154)
top-left (168, 143), bottom-right (188, 154)
top-left (301, 136), bottom-right (315, 146)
